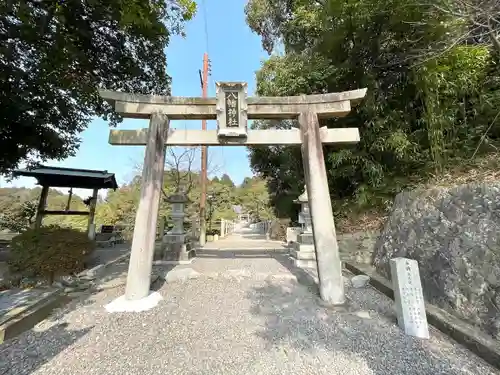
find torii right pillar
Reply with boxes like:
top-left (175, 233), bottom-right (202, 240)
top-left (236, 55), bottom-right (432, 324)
top-left (299, 111), bottom-right (345, 306)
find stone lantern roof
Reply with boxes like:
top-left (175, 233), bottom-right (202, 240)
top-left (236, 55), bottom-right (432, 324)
top-left (293, 185), bottom-right (309, 204)
top-left (166, 192), bottom-right (189, 204)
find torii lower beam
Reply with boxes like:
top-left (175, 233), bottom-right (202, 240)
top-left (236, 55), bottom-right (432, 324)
top-left (100, 85), bottom-right (367, 311)
top-left (108, 128), bottom-right (360, 146)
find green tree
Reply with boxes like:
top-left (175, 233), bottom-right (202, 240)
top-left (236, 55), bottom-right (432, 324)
top-left (245, 0), bottom-right (500, 222)
top-left (0, 172), bottom-right (275, 235)
top-left (237, 178), bottom-right (274, 220)
top-left (220, 174), bottom-right (235, 187)
top-left (0, 0), bottom-right (197, 174)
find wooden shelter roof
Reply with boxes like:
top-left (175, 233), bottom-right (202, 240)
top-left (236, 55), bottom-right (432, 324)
top-left (12, 166), bottom-right (118, 190)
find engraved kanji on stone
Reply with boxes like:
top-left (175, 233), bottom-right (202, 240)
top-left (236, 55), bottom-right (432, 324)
top-left (390, 257), bottom-right (430, 339)
top-left (226, 92), bottom-right (237, 106)
top-left (224, 91), bottom-right (240, 128)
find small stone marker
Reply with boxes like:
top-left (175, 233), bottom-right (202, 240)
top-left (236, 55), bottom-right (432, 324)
top-left (390, 257), bottom-right (429, 339)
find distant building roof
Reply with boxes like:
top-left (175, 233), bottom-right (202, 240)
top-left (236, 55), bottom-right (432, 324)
top-left (12, 165), bottom-right (118, 190)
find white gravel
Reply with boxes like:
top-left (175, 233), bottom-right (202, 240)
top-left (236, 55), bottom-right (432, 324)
top-left (0, 250), bottom-right (498, 375)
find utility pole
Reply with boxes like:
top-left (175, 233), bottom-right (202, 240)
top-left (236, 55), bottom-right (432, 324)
top-left (199, 53), bottom-right (209, 246)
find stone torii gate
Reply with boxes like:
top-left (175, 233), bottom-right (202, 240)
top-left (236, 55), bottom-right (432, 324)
top-left (100, 82), bottom-right (366, 312)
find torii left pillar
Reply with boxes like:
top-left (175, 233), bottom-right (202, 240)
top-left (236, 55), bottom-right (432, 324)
top-left (105, 112), bottom-right (169, 313)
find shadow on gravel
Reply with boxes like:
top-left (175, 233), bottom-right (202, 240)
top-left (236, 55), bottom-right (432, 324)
top-left (0, 241), bottom-right (171, 375)
top-left (246, 280), bottom-right (497, 375)
top-left (0, 250), bottom-right (133, 373)
top-left (196, 249), bottom-right (320, 295)
top-left (44, 268), bottom-right (126, 324)
top-left (0, 322), bottom-right (93, 375)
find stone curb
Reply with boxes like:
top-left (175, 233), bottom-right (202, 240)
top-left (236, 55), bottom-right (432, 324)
top-left (0, 251), bottom-right (132, 344)
top-left (0, 289), bottom-right (68, 344)
top-left (69, 251), bottom-right (132, 294)
top-left (344, 262), bottom-right (500, 370)
top-left (78, 250), bottom-right (131, 278)
top-left (197, 247), bottom-right (287, 251)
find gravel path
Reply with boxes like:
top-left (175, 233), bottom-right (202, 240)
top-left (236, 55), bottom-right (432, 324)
top-left (0, 247), bottom-right (499, 375)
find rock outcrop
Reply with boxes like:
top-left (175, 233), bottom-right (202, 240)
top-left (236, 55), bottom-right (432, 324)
top-left (372, 182), bottom-right (500, 339)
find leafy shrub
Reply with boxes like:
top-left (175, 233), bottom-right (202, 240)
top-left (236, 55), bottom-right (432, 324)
top-left (0, 200), bottom-right (37, 233)
top-left (8, 225), bottom-right (95, 284)
top-left (269, 219), bottom-right (290, 241)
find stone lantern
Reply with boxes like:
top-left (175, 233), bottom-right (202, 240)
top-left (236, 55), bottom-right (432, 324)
top-left (167, 193), bottom-right (187, 243)
top-left (294, 186), bottom-right (312, 233)
top-left (290, 186), bottom-right (316, 269)
top-left (160, 192), bottom-right (196, 264)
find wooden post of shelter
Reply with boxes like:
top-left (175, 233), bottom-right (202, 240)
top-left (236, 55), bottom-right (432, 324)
top-left (87, 188), bottom-right (98, 240)
top-left (99, 83), bottom-right (367, 308)
top-left (65, 188), bottom-right (73, 211)
top-left (35, 185), bottom-right (49, 229)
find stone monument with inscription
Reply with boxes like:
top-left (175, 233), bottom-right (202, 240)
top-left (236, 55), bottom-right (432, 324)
top-left (390, 257), bottom-right (430, 339)
top-left (290, 186), bottom-right (317, 269)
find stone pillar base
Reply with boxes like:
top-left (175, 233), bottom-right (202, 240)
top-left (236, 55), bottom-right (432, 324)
top-left (290, 232), bottom-right (317, 269)
top-left (105, 292), bottom-right (162, 313)
top-left (286, 227), bottom-right (302, 244)
top-left (159, 242), bottom-right (197, 264)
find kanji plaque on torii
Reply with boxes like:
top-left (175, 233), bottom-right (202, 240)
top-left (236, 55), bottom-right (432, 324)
top-left (216, 81), bottom-right (248, 138)
top-left (99, 82), bottom-right (367, 312)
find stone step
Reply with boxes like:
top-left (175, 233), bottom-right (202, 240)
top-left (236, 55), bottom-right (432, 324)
top-left (297, 232), bottom-right (314, 245)
top-left (291, 242), bottom-right (314, 253)
top-left (289, 250), bottom-right (316, 260)
top-left (291, 258), bottom-right (317, 269)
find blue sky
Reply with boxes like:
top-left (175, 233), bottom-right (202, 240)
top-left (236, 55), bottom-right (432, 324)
top-left (4, 0), bottom-right (268, 196)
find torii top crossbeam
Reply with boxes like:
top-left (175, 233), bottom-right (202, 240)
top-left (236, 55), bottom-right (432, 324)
top-left (99, 82), bottom-right (367, 146)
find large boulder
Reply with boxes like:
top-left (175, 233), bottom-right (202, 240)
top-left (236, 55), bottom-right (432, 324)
top-left (372, 182), bottom-right (500, 339)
